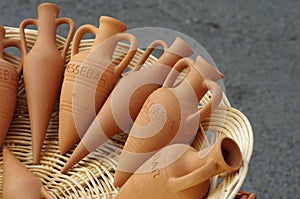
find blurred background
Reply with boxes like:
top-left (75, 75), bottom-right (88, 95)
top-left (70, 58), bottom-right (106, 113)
top-left (0, 0), bottom-right (299, 198)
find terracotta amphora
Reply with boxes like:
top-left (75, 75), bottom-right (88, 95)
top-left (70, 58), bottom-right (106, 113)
top-left (19, 2), bottom-right (75, 164)
top-left (115, 137), bottom-right (243, 199)
top-left (59, 16), bottom-right (137, 154)
top-left (60, 37), bottom-right (193, 174)
top-left (114, 56), bottom-right (224, 186)
top-left (0, 25), bottom-right (23, 146)
top-left (2, 147), bottom-right (54, 199)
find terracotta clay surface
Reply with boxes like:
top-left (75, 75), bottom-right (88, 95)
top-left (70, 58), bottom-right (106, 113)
top-left (0, 25), bottom-right (22, 146)
top-left (19, 2), bottom-right (75, 164)
top-left (114, 56), bottom-right (224, 186)
top-left (59, 16), bottom-right (131, 154)
top-left (115, 137), bottom-right (242, 199)
top-left (60, 37), bottom-right (193, 174)
top-left (2, 147), bottom-right (54, 199)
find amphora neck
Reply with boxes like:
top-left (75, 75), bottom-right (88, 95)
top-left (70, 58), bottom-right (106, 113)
top-left (92, 16), bottom-right (127, 48)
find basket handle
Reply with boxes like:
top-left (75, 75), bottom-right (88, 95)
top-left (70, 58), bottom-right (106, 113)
top-left (71, 24), bottom-right (98, 57)
top-left (19, 18), bottom-right (38, 56)
top-left (56, 17), bottom-right (75, 59)
top-left (3, 39), bottom-right (24, 75)
top-left (162, 57), bottom-right (194, 88)
top-left (133, 40), bottom-right (168, 72)
top-left (113, 33), bottom-right (137, 76)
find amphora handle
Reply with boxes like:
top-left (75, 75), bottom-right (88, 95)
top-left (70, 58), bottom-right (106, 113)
top-left (163, 56), bottom-right (223, 123)
top-left (134, 40), bottom-right (168, 71)
top-left (0, 25), bottom-right (5, 58)
top-left (197, 79), bottom-right (223, 122)
top-left (56, 17), bottom-right (75, 59)
top-left (112, 33), bottom-right (137, 76)
top-left (168, 158), bottom-right (217, 193)
top-left (3, 39), bottom-right (24, 75)
top-left (195, 55), bottom-right (224, 123)
top-left (162, 57), bottom-right (195, 88)
top-left (168, 138), bottom-right (242, 193)
top-left (0, 26), bottom-right (24, 75)
top-left (71, 24), bottom-right (98, 57)
top-left (19, 19), bottom-right (38, 56)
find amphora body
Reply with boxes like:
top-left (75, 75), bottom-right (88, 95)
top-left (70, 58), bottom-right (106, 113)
top-left (2, 147), bottom-right (54, 199)
top-left (114, 56), bottom-right (224, 186)
top-left (61, 37), bottom-right (193, 174)
top-left (19, 2), bottom-right (75, 164)
top-left (0, 25), bottom-right (23, 146)
top-left (115, 137), bottom-right (242, 199)
top-left (59, 16), bottom-right (137, 154)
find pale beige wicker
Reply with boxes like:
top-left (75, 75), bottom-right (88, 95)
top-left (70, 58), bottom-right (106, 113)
top-left (1, 27), bottom-right (254, 199)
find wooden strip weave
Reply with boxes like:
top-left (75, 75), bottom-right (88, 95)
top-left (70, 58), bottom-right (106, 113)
top-left (0, 27), bottom-right (254, 199)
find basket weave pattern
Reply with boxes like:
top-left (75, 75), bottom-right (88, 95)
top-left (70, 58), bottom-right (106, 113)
top-left (0, 27), bottom-right (254, 199)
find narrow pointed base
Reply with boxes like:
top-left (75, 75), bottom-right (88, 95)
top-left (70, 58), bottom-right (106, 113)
top-left (58, 113), bottom-right (80, 154)
top-left (31, 130), bottom-right (46, 165)
top-left (61, 142), bottom-right (90, 174)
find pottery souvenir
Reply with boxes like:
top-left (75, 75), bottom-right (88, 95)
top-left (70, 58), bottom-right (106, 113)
top-left (59, 16), bottom-right (137, 154)
top-left (114, 56), bottom-right (224, 186)
top-left (61, 37), bottom-right (193, 174)
top-left (115, 137), bottom-right (242, 199)
top-left (2, 147), bottom-right (54, 199)
top-left (19, 2), bottom-right (75, 164)
top-left (0, 25), bottom-right (23, 146)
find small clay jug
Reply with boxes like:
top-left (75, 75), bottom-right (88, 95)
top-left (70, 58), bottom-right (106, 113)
top-left (0, 25), bottom-right (23, 146)
top-left (59, 16), bottom-right (137, 154)
top-left (115, 137), bottom-right (242, 199)
top-left (114, 56), bottom-right (224, 186)
top-left (60, 37), bottom-right (193, 174)
top-left (2, 147), bottom-right (54, 199)
top-left (19, 2), bottom-right (75, 164)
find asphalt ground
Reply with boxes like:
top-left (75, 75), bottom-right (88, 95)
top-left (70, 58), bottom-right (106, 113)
top-left (0, 0), bottom-right (299, 198)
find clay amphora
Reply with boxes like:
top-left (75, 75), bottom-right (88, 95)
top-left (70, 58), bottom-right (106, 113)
top-left (59, 16), bottom-right (137, 154)
top-left (0, 25), bottom-right (23, 146)
top-left (115, 137), bottom-right (242, 199)
top-left (19, 2), bottom-right (75, 164)
top-left (2, 147), bottom-right (54, 199)
top-left (114, 56), bottom-right (224, 186)
top-left (61, 37), bottom-right (193, 174)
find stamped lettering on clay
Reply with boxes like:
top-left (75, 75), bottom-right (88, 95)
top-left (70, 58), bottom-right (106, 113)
top-left (151, 152), bottom-right (162, 178)
top-left (66, 63), bottom-right (101, 80)
top-left (0, 68), bottom-right (17, 81)
top-left (149, 104), bottom-right (167, 126)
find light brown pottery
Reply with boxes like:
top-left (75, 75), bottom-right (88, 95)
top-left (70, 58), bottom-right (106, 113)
top-left (60, 37), bottom-right (193, 174)
top-left (114, 56), bottom-right (224, 186)
top-left (19, 2), bottom-right (75, 164)
top-left (0, 25), bottom-right (23, 146)
top-left (59, 16), bottom-right (137, 154)
top-left (115, 137), bottom-right (242, 199)
top-left (2, 147), bottom-right (54, 199)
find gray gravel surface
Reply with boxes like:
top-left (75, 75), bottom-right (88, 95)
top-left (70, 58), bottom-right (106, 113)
top-left (1, 0), bottom-right (299, 198)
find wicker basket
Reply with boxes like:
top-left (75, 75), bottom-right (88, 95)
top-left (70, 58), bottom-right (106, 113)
top-left (0, 27), bottom-right (254, 199)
